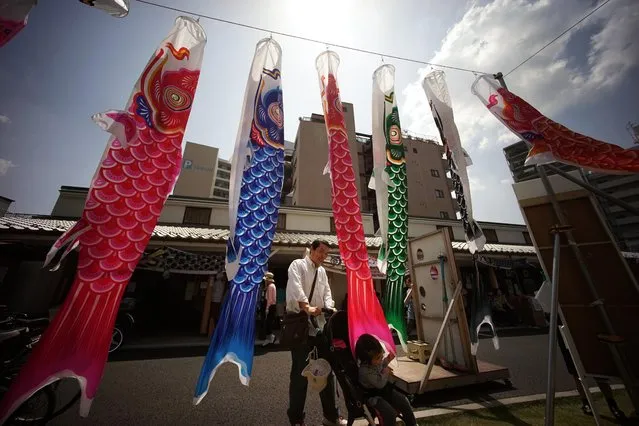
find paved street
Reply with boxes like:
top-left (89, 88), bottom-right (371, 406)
top-left (49, 333), bottom-right (581, 425)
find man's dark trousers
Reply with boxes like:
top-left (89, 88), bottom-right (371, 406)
top-left (287, 334), bottom-right (339, 424)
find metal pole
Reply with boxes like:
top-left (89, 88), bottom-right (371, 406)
top-left (543, 164), bottom-right (639, 217)
top-left (558, 309), bottom-right (602, 426)
top-left (545, 229), bottom-right (562, 425)
top-left (538, 164), bottom-right (639, 412)
top-left (495, 73), bottom-right (639, 414)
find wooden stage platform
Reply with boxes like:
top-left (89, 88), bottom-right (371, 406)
top-left (390, 356), bottom-right (511, 395)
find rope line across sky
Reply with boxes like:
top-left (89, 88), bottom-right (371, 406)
top-left (135, 0), bottom-right (615, 77)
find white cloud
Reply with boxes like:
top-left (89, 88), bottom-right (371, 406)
top-left (469, 175), bottom-right (486, 191)
top-left (500, 178), bottom-right (511, 185)
top-left (0, 159), bottom-right (17, 176)
top-left (399, 0), bottom-right (639, 223)
top-left (0, 114), bottom-right (10, 125)
top-left (403, 0), bottom-right (639, 151)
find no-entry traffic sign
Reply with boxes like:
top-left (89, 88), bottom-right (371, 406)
top-left (430, 265), bottom-right (439, 280)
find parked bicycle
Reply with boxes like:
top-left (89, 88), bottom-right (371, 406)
top-left (110, 311), bottom-right (135, 353)
top-left (0, 306), bottom-right (81, 425)
top-left (109, 297), bottom-right (136, 353)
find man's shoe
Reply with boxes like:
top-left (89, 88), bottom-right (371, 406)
top-left (609, 404), bottom-right (627, 420)
top-left (322, 416), bottom-right (347, 426)
top-left (261, 334), bottom-right (275, 346)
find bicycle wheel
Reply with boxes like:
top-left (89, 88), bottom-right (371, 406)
top-left (0, 381), bottom-right (55, 425)
top-left (47, 379), bottom-right (81, 421)
top-left (109, 327), bottom-right (123, 353)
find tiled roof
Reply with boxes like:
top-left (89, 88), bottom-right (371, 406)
top-left (451, 241), bottom-right (536, 255)
top-left (0, 216), bottom-right (353, 247)
top-left (11, 216), bottom-right (638, 259)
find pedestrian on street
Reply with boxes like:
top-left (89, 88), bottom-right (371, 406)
top-left (404, 275), bottom-right (416, 337)
top-left (262, 271), bottom-right (278, 346)
top-left (285, 239), bottom-right (346, 426)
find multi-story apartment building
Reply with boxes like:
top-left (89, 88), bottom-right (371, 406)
top-left (172, 142), bottom-right (220, 199)
top-left (290, 103), bottom-right (364, 211)
top-left (583, 171), bottom-right (639, 251)
top-left (504, 140), bottom-right (639, 252)
top-left (173, 141), bottom-right (294, 207)
top-left (290, 103), bottom-right (457, 225)
top-left (503, 140), bottom-right (577, 183)
top-left (212, 158), bottom-right (231, 201)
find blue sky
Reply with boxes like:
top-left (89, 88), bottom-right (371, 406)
top-left (0, 0), bottom-right (637, 225)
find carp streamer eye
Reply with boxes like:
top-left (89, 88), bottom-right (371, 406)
top-left (268, 102), bottom-right (283, 128)
top-left (164, 86), bottom-right (192, 111)
top-left (389, 125), bottom-right (401, 144)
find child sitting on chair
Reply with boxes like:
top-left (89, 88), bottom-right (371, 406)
top-left (356, 334), bottom-right (416, 426)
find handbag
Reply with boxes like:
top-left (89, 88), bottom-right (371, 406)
top-left (280, 269), bottom-right (318, 348)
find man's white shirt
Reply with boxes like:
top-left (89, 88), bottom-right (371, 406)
top-left (286, 255), bottom-right (335, 334)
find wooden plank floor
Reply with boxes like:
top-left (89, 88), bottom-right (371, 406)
top-left (390, 356), bottom-right (510, 395)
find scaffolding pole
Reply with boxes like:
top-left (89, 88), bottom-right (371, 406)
top-left (494, 73), bottom-right (639, 421)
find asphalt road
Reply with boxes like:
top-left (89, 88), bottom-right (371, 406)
top-left (47, 333), bottom-right (581, 426)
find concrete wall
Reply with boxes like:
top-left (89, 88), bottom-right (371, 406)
top-left (405, 138), bottom-right (457, 219)
top-left (51, 193), bottom-right (85, 217)
top-left (158, 204), bottom-right (185, 224)
top-left (362, 215), bottom-right (375, 235)
top-left (286, 213), bottom-right (330, 232)
top-left (292, 103), bottom-right (364, 210)
top-left (408, 222), bottom-right (437, 238)
top-left (209, 205), bottom-right (229, 227)
top-left (173, 142), bottom-right (218, 199)
top-left (496, 229), bottom-right (526, 244)
top-left (452, 226), bottom-right (466, 241)
top-left (0, 198), bottom-right (13, 216)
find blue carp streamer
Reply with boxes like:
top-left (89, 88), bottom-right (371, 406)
top-left (194, 38), bottom-right (284, 404)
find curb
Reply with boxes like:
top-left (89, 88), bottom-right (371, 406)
top-left (352, 384), bottom-right (624, 425)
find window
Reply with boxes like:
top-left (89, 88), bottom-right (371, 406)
top-left (483, 229), bottom-right (498, 243)
top-left (431, 169), bottom-right (440, 178)
top-left (523, 231), bottom-right (532, 245)
top-left (218, 162), bottom-right (231, 171)
top-left (435, 189), bottom-right (445, 198)
top-left (183, 207), bottom-right (211, 225)
top-left (217, 170), bottom-right (230, 180)
top-left (330, 217), bottom-right (336, 233)
top-left (276, 213), bottom-right (286, 230)
top-left (213, 189), bottom-right (228, 199)
top-left (440, 211), bottom-right (450, 219)
top-left (216, 180), bottom-right (230, 189)
top-left (412, 148), bottom-right (418, 154)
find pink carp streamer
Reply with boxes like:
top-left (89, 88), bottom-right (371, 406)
top-left (315, 51), bottom-right (395, 356)
top-left (0, 0), bottom-right (36, 47)
top-left (472, 74), bottom-right (639, 174)
top-left (1, 0), bottom-right (128, 48)
top-left (0, 16), bottom-right (206, 423)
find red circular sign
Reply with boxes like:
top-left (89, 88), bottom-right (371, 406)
top-left (430, 266), bottom-right (439, 280)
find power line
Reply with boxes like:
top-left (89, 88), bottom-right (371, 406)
top-left (505, 0), bottom-right (614, 77)
top-left (135, 0), bottom-right (488, 75)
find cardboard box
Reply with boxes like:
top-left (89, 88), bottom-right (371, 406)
top-left (407, 340), bottom-right (431, 364)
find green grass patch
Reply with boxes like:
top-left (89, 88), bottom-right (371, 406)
top-left (416, 390), bottom-right (638, 425)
